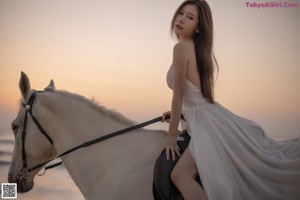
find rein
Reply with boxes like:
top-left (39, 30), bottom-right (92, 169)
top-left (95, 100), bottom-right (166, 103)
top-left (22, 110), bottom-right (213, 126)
top-left (21, 91), bottom-right (166, 176)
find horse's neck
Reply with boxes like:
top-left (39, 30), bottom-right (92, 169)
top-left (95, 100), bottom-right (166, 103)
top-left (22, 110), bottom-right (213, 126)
top-left (37, 92), bottom-right (165, 199)
top-left (37, 91), bottom-right (143, 198)
top-left (38, 91), bottom-right (132, 152)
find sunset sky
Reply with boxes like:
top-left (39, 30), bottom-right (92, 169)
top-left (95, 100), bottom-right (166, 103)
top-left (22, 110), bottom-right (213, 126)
top-left (0, 0), bottom-right (299, 140)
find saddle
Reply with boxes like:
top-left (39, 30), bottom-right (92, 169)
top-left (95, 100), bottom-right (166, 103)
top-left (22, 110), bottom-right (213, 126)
top-left (153, 130), bottom-right (203, 200)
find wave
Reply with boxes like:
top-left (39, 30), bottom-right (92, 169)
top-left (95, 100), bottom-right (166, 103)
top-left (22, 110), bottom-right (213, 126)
top-left (0, 150), bottom-right (12, 156)
top-left (0, 139), bottom-right (14, 145)
top-left (0, 160), bottom-right (10, 165)
top-left (0, 138), bottom-right (13, 167)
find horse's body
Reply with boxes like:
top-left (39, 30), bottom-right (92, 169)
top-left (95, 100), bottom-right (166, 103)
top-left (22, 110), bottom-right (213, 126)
top-left (8, 72), bottom-right (166, 199)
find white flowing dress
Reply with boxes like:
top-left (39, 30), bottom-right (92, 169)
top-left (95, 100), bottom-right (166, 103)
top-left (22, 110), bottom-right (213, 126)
top-left (167, 66), bottom-right (300, 200)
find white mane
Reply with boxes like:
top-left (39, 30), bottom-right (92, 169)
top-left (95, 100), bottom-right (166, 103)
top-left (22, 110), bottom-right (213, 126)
top-left (55, 90), bottom-right (137, 127)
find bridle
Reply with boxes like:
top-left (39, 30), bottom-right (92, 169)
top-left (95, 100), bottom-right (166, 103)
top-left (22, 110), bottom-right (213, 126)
top-left (19, 91), bottom-right (171, 178)
top-left (20, 91), bottom-right (53, 178)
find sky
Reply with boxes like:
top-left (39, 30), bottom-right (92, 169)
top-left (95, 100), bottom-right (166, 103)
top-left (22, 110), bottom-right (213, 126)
top-left (0, 0), bottom-right (299, 140)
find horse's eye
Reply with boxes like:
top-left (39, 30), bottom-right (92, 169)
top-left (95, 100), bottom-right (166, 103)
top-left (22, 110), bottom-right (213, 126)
top-left (11, 123), bottom-right (19, 134)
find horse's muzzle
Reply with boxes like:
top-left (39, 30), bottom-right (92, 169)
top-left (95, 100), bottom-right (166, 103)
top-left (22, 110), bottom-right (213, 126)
top-left (8, 172), bottom-right (34, 193)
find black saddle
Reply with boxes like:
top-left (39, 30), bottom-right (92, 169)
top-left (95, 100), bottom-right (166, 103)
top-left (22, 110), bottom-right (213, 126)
top-left (153, 130), bottom-right (203, 200)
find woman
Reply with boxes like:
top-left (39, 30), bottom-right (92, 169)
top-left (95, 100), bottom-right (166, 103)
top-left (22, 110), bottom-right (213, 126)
top-left (161, 0), bottom-right (300, 200)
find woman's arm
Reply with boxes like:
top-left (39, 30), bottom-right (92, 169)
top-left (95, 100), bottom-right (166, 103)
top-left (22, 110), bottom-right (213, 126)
top-left (169, 42), bottom-right (188, 135)
top-left (165, 41), bottom-right (189, 160)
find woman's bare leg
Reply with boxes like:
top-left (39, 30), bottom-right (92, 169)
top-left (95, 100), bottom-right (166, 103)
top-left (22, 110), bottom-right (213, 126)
top-left (171, 148), bottom-right (208, 200)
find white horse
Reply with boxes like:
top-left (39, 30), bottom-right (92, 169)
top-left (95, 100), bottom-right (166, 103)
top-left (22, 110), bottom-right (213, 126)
top-left (8, 72), bottom-right (167, 200)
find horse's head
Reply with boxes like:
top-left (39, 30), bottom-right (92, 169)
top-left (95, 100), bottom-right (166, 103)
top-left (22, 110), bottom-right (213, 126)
top-left (8, 72), bottom-right (56, 193)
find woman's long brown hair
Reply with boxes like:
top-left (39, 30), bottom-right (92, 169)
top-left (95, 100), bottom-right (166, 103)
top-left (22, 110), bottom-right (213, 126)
top-left (171, 0), bottom-right (219, 103)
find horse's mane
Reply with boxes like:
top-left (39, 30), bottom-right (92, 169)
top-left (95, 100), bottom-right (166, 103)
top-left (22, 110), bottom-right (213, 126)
top-left (55, 90), bottom-right (137, 127)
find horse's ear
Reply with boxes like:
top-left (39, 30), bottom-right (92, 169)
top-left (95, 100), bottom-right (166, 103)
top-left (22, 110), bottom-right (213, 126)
top-left (19, 71), bottom-right (31, 101)
top-left (44, 80), bottom-right (55, 91)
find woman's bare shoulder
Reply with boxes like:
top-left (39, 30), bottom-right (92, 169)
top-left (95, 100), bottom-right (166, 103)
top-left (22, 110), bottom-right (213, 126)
top-left (173, 40), bottom-right (194, 50)
top-left (173, 40), bottom-right (195, 56)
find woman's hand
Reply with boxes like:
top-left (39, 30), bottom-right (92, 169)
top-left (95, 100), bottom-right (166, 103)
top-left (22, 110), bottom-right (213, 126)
top-left (164, 134), bottom-right (180, 161)
top-left (161, 111), bottom-right (171, 123)
top-left (162, 111), bottom-right (181, 160)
